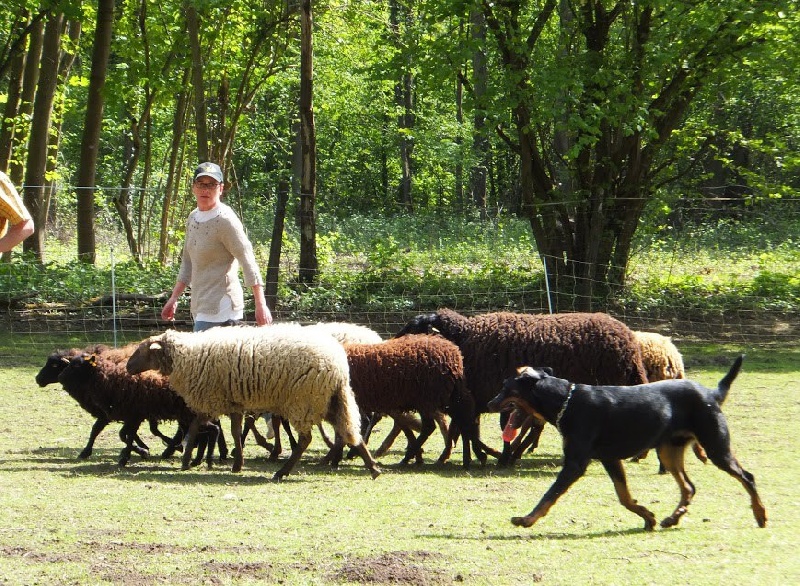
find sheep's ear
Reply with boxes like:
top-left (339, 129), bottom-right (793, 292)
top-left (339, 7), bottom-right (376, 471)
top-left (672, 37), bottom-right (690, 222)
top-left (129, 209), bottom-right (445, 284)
top-left (517, 366), bottom-right (535, 376)
top-left (541, 367), bottom-right (554, 376)
top-left (59, 356), bottom-right (70, 365)
top-left (148, 341), bottom-right (163, 352)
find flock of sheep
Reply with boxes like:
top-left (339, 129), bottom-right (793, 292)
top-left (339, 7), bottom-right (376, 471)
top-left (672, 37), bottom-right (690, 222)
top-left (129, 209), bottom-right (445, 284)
top-left (35, 309), bottom-right (685, 481)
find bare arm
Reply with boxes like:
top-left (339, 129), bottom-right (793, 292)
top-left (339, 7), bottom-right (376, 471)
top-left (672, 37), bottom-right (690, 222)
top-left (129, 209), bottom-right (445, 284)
top-left (0, 217), bottom-right (34, 253)
top-left (162, 281), bottom-right (188, 321)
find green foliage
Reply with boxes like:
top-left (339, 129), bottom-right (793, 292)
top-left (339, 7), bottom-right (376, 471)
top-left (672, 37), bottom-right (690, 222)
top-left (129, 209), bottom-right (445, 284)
top-left (3, 209), bottom-right (797, 322)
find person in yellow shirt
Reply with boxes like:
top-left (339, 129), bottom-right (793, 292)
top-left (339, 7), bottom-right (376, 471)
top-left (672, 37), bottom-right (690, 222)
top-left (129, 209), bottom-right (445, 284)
top-left (0, 170), bottom-right (34, 253)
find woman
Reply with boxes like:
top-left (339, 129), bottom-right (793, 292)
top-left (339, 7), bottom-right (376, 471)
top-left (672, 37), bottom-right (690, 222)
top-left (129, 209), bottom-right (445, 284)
top-left (162, 162), bottom-right (272, 330)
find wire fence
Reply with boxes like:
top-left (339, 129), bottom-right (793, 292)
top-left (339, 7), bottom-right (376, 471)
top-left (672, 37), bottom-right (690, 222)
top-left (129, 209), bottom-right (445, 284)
top-left (1, 193), bottom-right (798, 356)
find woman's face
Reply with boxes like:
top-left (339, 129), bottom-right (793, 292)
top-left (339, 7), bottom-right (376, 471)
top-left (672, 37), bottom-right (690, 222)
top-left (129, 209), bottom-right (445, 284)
top-left (192, 177), bottom-right (223, 211)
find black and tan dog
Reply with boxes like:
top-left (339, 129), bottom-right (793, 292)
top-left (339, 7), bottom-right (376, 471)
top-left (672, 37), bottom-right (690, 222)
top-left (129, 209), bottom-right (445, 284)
top-left (487, 355), bottom-right (767, 530)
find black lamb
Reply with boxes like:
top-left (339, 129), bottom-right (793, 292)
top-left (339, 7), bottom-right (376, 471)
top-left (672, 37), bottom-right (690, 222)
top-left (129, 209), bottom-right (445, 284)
top-left (54, 350), bottom-right (224, 466)
top-left (36, 344), bottom-right (171, 458)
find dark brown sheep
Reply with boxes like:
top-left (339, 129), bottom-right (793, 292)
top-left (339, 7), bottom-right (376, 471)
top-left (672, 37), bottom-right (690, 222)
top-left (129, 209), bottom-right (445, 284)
top-left (394, 309), bottom-right (649, 465)
top-left (35, 344), bottom-right (173, 459)
top-left (326, 334), bottom-right (482, 469)
top-left (56, 352), bottom-right (223, 467)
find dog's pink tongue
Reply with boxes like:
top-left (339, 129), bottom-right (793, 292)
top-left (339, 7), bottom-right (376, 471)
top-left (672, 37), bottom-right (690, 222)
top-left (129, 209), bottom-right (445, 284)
top-left (502, 418), bottom-right (518, 443)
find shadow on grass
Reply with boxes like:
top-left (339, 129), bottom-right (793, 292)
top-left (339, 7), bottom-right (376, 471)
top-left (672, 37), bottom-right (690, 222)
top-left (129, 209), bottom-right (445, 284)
top-left (427, 526), bottom-right (654, 541)
top-left (1, 444), bottom-right (567, 483)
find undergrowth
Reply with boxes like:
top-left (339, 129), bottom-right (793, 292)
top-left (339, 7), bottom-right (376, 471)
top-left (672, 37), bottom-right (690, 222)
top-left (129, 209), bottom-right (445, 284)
top-left (1, 210), bottom-right (798, 317)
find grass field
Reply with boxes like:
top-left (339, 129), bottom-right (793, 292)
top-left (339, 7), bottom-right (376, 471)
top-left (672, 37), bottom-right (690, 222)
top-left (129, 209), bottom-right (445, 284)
top-left (0, 344), bottom-right (797, 585)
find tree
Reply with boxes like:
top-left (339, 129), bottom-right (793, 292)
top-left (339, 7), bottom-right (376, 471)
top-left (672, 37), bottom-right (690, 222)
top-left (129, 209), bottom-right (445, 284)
top-left (76, 0), bottom-right (115, 264)
top-left (298, 0), bottom-right (318, 284)
top-left (470, 0), bottom-right (779, 310)
top-left (22, 10), bottom-right (63, 260)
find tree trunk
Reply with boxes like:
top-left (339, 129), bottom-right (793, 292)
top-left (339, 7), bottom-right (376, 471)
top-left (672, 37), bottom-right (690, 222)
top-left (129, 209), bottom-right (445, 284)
top-left (41, 19), bottom-right (80, 232)
top-left (22, 11), bottom-right (64, 261)
top-left (469, 8), bottom-right (488, 218)
top-left (0, 10), bottom-right (30, 173)
top-left (159, 67), bottom-right (191, 264)
top-left (76, 0), bottom-right (114, 264)
top-left (390, 0), bottom-right (414, 211)
top-left (265, 179), bottom-right (289, 312)
top-left (298, 0), bottom-right (318, 284)
top-left (8, 16), bottom-right (43, 187)
top-left (185, 3), bottom-right (209, 162)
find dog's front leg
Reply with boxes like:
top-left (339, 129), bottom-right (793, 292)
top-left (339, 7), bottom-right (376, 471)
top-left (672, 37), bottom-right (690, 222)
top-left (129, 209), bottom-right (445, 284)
top-left (601, 459), bottom-right (657, 530)
top-left (512, 457), bottom-right (588, 528)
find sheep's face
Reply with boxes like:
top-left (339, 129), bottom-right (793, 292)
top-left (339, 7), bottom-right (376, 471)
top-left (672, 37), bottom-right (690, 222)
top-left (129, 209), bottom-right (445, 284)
top-left (126, 337), bottom-right (167, 375)
top-left (394, 313), bottom-right (438, 337)
top-left (35, 353), bottom-right (72, 387)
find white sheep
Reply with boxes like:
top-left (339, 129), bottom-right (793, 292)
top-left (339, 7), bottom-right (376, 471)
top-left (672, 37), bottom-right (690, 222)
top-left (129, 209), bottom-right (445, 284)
top-left (126, 324), bottom-right (381, 481)
top-left (242, 321), bottom-right (385, 456)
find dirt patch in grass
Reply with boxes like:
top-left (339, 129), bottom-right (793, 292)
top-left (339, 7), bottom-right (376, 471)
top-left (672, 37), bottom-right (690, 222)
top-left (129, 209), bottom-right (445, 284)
top-left (334, 550), bottom-right (451, 584)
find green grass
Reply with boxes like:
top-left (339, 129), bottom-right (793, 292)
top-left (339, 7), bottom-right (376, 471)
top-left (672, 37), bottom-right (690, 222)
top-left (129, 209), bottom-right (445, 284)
top-left (1, 346), bottom-right (797, 585)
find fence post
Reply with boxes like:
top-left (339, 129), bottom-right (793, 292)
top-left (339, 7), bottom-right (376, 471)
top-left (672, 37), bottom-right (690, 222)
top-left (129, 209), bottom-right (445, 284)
top-left (541, 255), bottom-right (553, 314)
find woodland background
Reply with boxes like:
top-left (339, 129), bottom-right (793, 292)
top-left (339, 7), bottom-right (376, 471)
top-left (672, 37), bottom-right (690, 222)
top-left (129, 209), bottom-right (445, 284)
top-left (0, 0), bottom-right (798, 348)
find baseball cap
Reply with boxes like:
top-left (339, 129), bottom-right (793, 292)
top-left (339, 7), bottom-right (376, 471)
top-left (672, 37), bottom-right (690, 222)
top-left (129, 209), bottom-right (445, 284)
top-left (193, 162), bottom-right (224, 183)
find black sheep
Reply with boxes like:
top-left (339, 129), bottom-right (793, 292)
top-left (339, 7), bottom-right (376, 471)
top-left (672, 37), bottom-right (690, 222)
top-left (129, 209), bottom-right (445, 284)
top-left (35, 345), bottom-right (170, 458)
top-left (395, 309), bottom-right (649, 465)
top-left (54, 351), bottom-right (224, 467)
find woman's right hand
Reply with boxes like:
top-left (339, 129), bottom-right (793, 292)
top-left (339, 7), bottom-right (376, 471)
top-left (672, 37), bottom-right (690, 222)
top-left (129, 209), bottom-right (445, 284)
top-left (161, 297), bottom-right (178, 321)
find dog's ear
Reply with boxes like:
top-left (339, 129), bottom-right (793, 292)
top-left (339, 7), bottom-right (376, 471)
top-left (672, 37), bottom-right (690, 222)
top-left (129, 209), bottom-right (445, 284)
top-left (517, 366), bottom-right (550, 380)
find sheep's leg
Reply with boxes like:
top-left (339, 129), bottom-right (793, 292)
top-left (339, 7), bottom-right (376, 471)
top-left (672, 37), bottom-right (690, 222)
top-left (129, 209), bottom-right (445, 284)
top-left (214, 418), bottom-right (228, 461)
top-left (118, 419), bottom-right (146, 467)
top-left (508, 418), bottom-right (545, 465)
top-left (345, 412), bottom-right (378, 459)
top-left (437, 420), bottom-right (459, 465)
top-left (161, 427), bottom-right (185, 458)
top-left (243, 414), bottom-right (273, 451)
top-left (349, 440), bottom-right (381, 480)
top-left (401, 415), bottom-right (436, 466)
top-left (281, 417), bottom-right (298, 450)
top-left (317, 423), bottom-right (335, 449)
top-left (191, 422), bottom-right (218, 468)
top-left (320, 433), bottom-right (345, 467)
top-left (190, 430), bottom-right (210, 467)
top-left (180, 415), bottom-right (203, 470)
top-left (204, 423), bottom-right (219, 468)
top-left (78, 417), bottom-right (111, 459)
top-left (273, 430), bottom-right (313, 481)
top-left (148, 419), bottom-right (174, 446)
top-left (229, 412), bottom-right (244, 473)
top-left (374, 421), bottom-right (403, 458)
top-left (268, 415), bottom-right (283, 461)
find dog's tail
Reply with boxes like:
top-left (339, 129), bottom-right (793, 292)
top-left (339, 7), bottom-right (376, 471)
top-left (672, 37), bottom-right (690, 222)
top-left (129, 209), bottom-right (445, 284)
top-left (712, 354), bottom-right (744, 405)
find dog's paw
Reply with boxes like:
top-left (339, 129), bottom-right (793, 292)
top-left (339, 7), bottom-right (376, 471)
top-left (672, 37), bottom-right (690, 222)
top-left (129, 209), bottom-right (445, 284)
top-left (511, 516), bottom-right (535, 528)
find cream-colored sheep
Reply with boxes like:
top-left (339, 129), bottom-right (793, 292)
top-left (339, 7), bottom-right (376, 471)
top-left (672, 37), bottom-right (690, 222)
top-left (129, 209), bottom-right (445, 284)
top-left (633, 331), bottom-right (703, 469)
top-left (306, 321), bottom-right (383, 344)
top-left (126, 325), bottom-right (380, 481)
top-left (633, 331), bottom-right (686, 381)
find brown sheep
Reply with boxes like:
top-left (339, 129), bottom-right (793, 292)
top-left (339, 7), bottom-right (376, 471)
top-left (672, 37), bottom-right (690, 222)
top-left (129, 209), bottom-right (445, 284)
top-left (395, 309), bottom-right (649, 466)
top-left (325, 334), bottom-right (481, 469)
